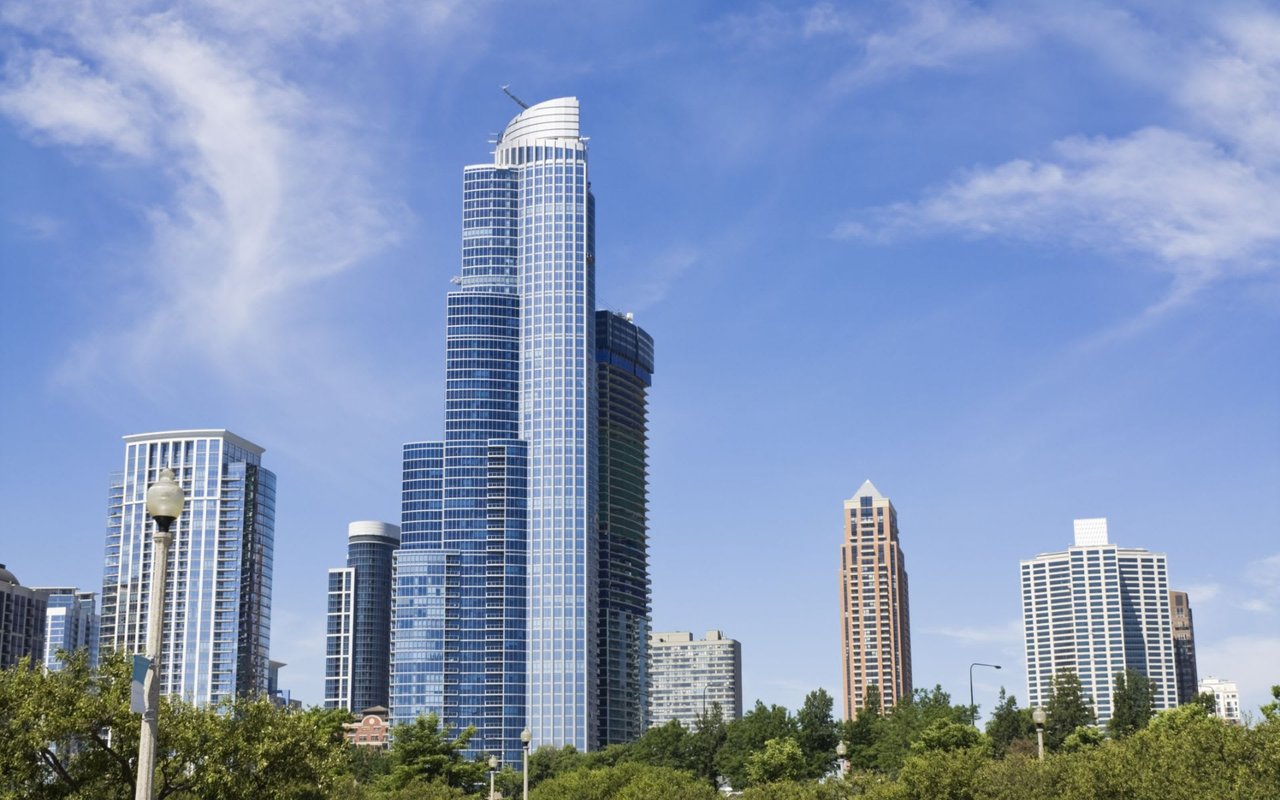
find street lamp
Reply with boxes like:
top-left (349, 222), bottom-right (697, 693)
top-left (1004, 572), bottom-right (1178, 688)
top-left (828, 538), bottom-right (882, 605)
top-left (521, 727), bottom-right (532, 800)
top-left (135, 468), bottom-right (185, 800)
top-left (968, 662), bottom-right (1002, 726)
top-left (488, 755), bottom-right (499, 800)
top-left (835, 740), bottom-right (847, 779)
top-left (1032, 707), bottom-right (1047, 760)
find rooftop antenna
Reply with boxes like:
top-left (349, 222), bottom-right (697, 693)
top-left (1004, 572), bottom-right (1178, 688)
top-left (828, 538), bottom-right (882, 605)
top-left (501, 84), bottom-right (530, 110)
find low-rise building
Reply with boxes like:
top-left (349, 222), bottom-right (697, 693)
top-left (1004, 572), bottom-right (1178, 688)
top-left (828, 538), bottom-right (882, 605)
top-left (1198, 676), bottom-right (1241, 724)
top-left (344, 706), bottom-right (392, 747)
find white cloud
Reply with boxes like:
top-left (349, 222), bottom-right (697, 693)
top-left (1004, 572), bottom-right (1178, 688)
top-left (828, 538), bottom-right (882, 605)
top-left (1197, 635), bottom-right (1280, 717)
top-left (610, 245), bottom-right (701, 311)
top-left (828, 0), bottom-right (1025, 91)
top-left (1182, 582), bottom-right (1222, 603)
top-left (0, 50), bottom-right (152, 155)
top-left (834, 10), bottom-right (1280, 314)
top-left (0, 3), bottom-right (422, 408)
top-left (1240, 553), bottom-right (1280, 613)
top-left (923, 619), bottom-right (1022, 645)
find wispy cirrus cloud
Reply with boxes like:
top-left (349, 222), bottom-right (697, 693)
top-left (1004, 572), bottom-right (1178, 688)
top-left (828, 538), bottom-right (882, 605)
top-left (0, 2), bottom-right (429, 406)
top-left (835, 9), bottom-right (1280, 317)
top-left (924, 619), bottom-right (1022, 646)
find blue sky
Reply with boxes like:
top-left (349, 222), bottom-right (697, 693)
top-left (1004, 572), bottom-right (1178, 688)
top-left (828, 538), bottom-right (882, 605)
top-left (2, 0), bottom-right (1278, 722)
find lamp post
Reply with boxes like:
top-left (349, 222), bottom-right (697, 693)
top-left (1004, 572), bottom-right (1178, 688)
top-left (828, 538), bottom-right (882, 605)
top-left (968, 662), bottom-right (1002, 726)
top-left (1032, 707), bottom-right (1047, 760)
top-left (521, 727), bottom-right (531, 800)
top-left (488, 755), bottom-right (498, 800)
top-left (835, 741), bottom-right (847, 780)
top-left (135, 468), bottom-right (185, 800)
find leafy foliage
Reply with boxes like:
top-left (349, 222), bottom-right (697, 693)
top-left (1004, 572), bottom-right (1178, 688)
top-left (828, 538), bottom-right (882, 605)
top-left (985, 688), bottom-right (1035, 756)
top-left (795, 689), bottom-right (840, 778)
top-left (745, 737), bottom-right (807, 785)
top-left (529, 761), bottom-right (717, 800)
top-left (379, 713), bottom-right (486, 792)
top-left (1108, 668), bottom-right (1155, 738)
top-left (715, 701), bottom-right (798, 789)
top-left (1043, 669), bottom-right (1096, 751)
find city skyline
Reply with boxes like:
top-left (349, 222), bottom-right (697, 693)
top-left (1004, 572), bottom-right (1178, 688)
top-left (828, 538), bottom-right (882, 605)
top-left (2, 1), bottom-right (1277, 722)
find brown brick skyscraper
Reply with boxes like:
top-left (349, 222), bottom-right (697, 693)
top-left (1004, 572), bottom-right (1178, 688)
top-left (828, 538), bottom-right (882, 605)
top-left (840, 480), bottom-right (912, 719)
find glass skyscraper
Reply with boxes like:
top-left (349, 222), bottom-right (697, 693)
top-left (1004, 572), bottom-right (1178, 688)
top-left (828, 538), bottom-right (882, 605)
top-left (595, 310), bottom-right (654, 747)
top-left (326, 521), bottom-right (400, 711)
top-left (35, 587), bottom-right (98, 671)
top-left (392, 97), bottom-right (639, 759)
top-left (100, 430), bottom-right (275, 704)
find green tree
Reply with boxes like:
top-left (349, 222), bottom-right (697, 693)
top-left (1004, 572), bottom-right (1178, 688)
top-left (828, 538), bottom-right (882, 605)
top-left (0, 651), bottom-right (347, 800)
top-left (745, 737), bottom-right (807, 785)
top-left (841, 685), bottom-right (883, 772)
top-left (715, 701), bottom-right (797, 789)
top-left (911, 720), bottom-right (985, 753)
top-left (1043, 669), bottom-right (1095, 751)
top-left (687, 702), bottom-right (728, 786)
top-left (380, 713), bottom-right (486, 792)
top-left (1260, 684), bottom-right (1280, 722)
top-left (796, 689), bottom-right (840, 779)
top-left (1108, 668), bottom-right (1155, 738)
top-left (867, 685), bottom-right (969, 773)
top-left (625, 719), bottom-right (691, 772)
top-left (521, 744), bottom-right (585, 790)
top-left (985, 688), bottom-right (1034, 756)
top-left (529, 761), bottom-right (716, 800)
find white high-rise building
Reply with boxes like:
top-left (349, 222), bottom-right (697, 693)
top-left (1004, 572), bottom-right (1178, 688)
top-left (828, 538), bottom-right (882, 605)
top-left (1020, 518), bottom-right (1178, 725)
top-left (1198, 676), bottom-right (1241, 723)
top-left (100, 430), bottom-right (275, 705)
top-left (648, 630), bottom-right (742, 729)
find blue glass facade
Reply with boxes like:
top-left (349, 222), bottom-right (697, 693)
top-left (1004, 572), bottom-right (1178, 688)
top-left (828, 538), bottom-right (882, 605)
top-left (326, 522), bottom-right (399, 711)
top-left (391, 163), bottom-right (529, 762)
top-left (393, 98), bottom-right (631, 758)
top-left (37, 588), bottom-right (98, 671)
top-left (100, 430), bottom-right (274, 704)
top-left (594, 311), bottom-right (654, 747)
top-left (497, 99), bottom-right (597, 752)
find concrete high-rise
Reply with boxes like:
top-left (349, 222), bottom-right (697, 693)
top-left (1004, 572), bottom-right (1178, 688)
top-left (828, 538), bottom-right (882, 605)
top-left (392, 96), bottom-right (603, 760)
top-left (595, 310), bottom-right (654, 747)
top-left (1198, 676), bottom-right (1241, 723)
top-left (648, 630), bottom-right (742, 729)
top-left (1169, 589), bottom-right (1198, 705)
top-left (839, 480), bottom-right (912, 719)
top-left (0, 564), bottom-right (47, 670)
top-left (34, 587), bottom-right (98, 671)
top-left (326, 521), bottom-right (400, 711)
top-left (100, 430), bottom-right (275, 704)
top-left (1020, 519), bottom-right (1178, 726)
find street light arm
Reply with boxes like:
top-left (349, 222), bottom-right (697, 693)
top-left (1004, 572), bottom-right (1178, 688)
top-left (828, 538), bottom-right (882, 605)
top-left (968, 662), bottom-right (1003, 727)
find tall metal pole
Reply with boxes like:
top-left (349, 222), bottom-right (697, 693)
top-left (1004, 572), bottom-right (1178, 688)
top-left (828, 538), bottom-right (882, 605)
top-left (134, 469), bottom-right (183, 800)
top-left (521, 727), bottom-right (531, 800)
top-left (134, 525), bottom-right (171, 800)
top-left (968, 662), bottom-right (1001, 726)
top-left (1032, 707), bottom-right (1047, 761)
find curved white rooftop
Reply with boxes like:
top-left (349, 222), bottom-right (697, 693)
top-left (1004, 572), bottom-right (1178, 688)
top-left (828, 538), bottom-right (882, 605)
top-left (498, 97), bottom-right (581, 146)
top-left (348, 520), bottom-right (401, 543)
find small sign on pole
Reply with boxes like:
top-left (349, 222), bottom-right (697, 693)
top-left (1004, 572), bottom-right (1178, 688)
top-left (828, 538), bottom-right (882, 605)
top-left (131, 655), bottom-right (150, 714)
